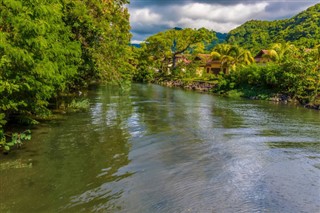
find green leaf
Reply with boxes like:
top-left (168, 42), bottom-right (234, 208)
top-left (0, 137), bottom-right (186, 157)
top-left (6, 142), bottom-right (15, 146)
top-left (24, 130), bottom-right (31, 134)
top-left (24, 135), bottom-right (32, 140)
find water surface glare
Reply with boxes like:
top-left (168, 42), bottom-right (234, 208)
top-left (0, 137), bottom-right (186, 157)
top-left (1, 84), bottom-right (320, 212)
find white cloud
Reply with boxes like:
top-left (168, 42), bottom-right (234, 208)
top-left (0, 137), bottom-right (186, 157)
top-left (177, 18), bottom-right (240, 33)
top-left (166, 2), bottom-right (269, 33)
top-left (129, 2), bottom-right (269, 39)
top-left (131, 40), bottom-right (145, 44)
top-left (176, 2), bottom-right (268, 24)
top-left (128, 1), bottom-right (317, 41)
top-left (130, 8), bottom-right (162, 25)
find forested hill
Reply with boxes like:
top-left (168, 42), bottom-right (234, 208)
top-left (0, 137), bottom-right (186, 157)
top-left (226, 3), bottom-right (320, 53)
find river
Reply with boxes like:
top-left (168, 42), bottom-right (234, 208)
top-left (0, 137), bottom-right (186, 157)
top-left (1, 84), bottom-right (320, 213)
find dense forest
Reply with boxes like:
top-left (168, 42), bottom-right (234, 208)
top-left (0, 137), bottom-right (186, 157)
top-left (227, 3), bottom-right (320, 53)
top-left (0, 0), bottom-right (132, 151)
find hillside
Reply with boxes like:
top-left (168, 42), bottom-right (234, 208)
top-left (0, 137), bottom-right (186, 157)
top-left (226, 3), bottom-right (320, 53)
top-left (206, 32), bottom-right (228, 50)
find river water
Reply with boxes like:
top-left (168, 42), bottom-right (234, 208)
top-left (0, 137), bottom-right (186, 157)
top-left (1, 84), bottom-right (320, 213)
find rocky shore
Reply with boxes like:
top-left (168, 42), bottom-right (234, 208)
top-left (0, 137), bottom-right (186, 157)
top-left (157, 79), bottom-right (216, 92)
top-left (155, 79), bottom-right (320, 110)
top-left (304, 98), bottom-right (320, 110)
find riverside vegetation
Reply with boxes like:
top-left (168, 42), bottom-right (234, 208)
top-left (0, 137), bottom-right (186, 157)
top-left (0, 0), bottom-right (132, 152)
top-left (0, 2), bottom-right (319, 153)
top-left (132, 4), bottom-right (320, 109)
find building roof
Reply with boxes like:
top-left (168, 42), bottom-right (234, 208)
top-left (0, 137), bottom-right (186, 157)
top-left (254, 49), bottom-right (272, 63)
top-left (254, 50), bottom-right (270, 59)
top-left (194, 54), bottom-right (211, 62)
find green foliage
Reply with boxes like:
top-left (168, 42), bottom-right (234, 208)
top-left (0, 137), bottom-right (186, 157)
top-left (0, 130), bottom-right (31, 153)
top-left (278, 52), bottom-right (319, 103)
top-left (62, 0), bottom-right (133, 86)
top-left (205, 32), bottom-right (228, 51)
top-left (227, 3), bottom-right (320, 53)
top-left (130, 4), bottom-right (319, 109)
top-left (133, 28), bottom-right (218, 82)
top-left (0, 0), bottom-right (81, 117)
top-left (144, 28), bottom-right (216, 74)
top-left (232, 63), bottom-right (281, 89)
top-left (0, 113), bottom-right (6, 127)
top-left (67, 99), bottom-right (90, 112)
top-left (0, 0), bottom-right (132, 154)
top-left (216, 44), bottom-right (320, 104)
top-left (210, 44), bottom-right (254, 73)
top-left (212, 73), bottom-right (234, 93)
top-left (132, 45), bottom-right (156, 82)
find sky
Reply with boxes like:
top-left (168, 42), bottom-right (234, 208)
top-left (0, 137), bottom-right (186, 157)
top-left (127, 0), bottom-right (319, 43)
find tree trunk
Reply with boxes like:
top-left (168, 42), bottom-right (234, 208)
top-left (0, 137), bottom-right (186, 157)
top-left (172, 54), bottom-right (176, 69)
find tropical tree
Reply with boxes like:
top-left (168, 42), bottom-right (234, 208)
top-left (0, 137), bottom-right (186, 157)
top-left (304, 44), bottom-right (320, 103)
top-left (132, 44), bottom-right (157, 83)
top-left (0, 0), bottom-right (81, 118)
top-left (210, 44), bottom-right (254, 73)
top-left (263, 43), bottom-right (319, 103)
top-left (262, 43), bottom-right (298, 62)
top-left (0, 0), bottom-right (133, 153)
top-left (62, 0), bottom-right (132, 86)
top-left (145, 28), bottom-right (216, 74)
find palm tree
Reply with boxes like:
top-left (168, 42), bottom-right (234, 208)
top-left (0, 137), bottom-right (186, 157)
top-left (263, 43), bottom-right (298, 62)
top-left (210, 44), bottom-right (254, 73)
top-left (314, 44), bottom-right (320, 65)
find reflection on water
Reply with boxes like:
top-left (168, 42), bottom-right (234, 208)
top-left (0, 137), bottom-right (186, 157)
top-left (1, 84), bottom-right (320, 213)
top-left (267, 142), bottom-right (320, 151)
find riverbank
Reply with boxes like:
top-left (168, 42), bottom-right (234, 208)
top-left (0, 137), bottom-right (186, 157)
top-left (0, 93), bottom-right (91, 154)
top-left (154, 79), bottom-right (320, 110)
top-left (157, 79), bottom-right (216, 92)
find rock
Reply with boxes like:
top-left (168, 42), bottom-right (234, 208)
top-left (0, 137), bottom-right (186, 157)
top-left (305, 104), bottom-right (320, 110)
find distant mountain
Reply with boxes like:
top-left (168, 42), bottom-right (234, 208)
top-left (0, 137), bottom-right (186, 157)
top-left (206, 32), bottom-right (228, 50)
top-left (173, 27), bottom-right (183, 31)
top-left (226, 3), bottom-right (320, 53)
top-left (130, 43), bottom-right (141, 48)
top-left (217, 32), bottom-right (228, 40)
top-left (131, 28), bottom-right (227, 51)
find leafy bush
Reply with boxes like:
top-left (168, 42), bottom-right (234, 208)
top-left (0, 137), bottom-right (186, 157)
top-left (67, 99), bottom-right (90, 112)
top-left (0, 130), bottom-right (31, 153)
top-left (233, 63), bottom-right (281, 90)
top-left (214, 45), bottom-right (319, 104)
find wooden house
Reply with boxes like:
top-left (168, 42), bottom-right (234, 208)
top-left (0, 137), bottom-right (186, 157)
top-left (254, 50), bottom-right (271, 63)
top-left (194, 54), bottom-right (228, 75)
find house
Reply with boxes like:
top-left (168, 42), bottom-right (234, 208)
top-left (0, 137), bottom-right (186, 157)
top-left (161, 53), bottom-right (228, 76)
top-left (206, 60), bottom-right (228, 75)
top-left (194, 54), bottom-right (228, 75)
top-left (254, 50), bottom-right (271, 63)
